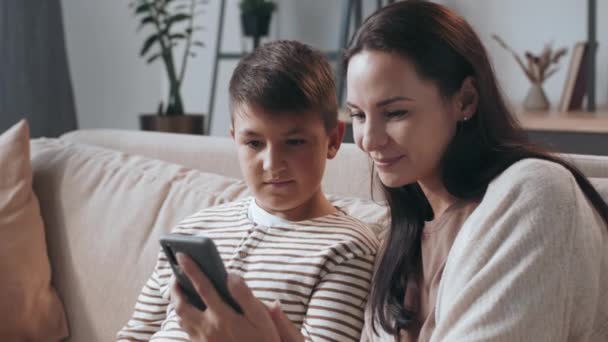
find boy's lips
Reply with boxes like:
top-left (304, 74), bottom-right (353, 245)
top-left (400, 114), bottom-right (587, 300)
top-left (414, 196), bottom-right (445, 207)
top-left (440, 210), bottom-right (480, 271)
top-left (263, 179), bottom-right (294, 186)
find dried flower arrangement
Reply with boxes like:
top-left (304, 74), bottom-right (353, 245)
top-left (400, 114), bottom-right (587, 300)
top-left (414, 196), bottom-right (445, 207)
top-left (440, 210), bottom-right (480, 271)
top-left (492, 35), bottom-right (567, 85)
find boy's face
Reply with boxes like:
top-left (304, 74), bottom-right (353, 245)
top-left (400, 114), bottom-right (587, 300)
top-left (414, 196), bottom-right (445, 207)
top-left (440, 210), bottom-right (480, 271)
top-left (231, 103), bottom-right (344, 221)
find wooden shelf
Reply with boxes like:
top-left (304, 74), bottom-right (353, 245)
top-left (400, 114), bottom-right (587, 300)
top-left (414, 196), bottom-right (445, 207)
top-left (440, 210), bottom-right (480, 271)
top-left (517, 109), bottom-right (608, 134)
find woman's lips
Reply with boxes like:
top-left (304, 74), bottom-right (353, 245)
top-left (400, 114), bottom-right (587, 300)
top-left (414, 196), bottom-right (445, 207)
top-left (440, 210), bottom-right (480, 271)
top-left (373, 155), bottom-right (405, 169)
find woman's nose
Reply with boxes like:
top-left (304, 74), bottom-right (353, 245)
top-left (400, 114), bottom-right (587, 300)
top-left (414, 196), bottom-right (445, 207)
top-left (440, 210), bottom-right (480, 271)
top-left (358, 121), bottom-right (388, 152)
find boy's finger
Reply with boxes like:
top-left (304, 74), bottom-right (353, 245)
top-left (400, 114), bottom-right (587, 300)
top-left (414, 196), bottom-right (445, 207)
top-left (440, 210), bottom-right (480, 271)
top-left (268, 301), bottom-right (304, 342)
top-left (227, 273), bottom-right (275, 328)
top-left (176, 252), bottom-right (233, 317)
top-left (170, 281), bottom-right (202, 326)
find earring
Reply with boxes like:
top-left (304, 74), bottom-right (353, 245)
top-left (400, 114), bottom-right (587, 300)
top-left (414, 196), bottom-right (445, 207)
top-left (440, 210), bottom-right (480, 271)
top-left (462, 116), bottom-right (469, 122)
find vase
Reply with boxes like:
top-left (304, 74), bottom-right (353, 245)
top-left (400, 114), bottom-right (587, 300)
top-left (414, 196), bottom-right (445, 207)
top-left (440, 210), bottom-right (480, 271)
top-left (241, 12), bottom-right (272, 48)
top-left (139, 114), bottom-right (205, 135)
top-left (523, 83), bottom-right (550, 111)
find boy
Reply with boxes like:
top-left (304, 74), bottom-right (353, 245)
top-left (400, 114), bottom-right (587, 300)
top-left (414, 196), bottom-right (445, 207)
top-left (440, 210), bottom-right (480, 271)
top-left (117, 40), bottom-right (379, 342)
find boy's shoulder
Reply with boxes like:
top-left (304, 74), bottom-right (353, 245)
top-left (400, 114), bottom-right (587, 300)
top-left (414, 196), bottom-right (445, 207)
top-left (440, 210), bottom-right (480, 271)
top-left (311, 210), bottom-right (381, 254)
top-left (173, 197), bottom-right (252, 231)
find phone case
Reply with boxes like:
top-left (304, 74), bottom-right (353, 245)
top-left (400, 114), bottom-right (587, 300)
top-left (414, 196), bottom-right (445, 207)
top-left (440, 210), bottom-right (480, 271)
top-left (159, 234), bottom-right (242, 313)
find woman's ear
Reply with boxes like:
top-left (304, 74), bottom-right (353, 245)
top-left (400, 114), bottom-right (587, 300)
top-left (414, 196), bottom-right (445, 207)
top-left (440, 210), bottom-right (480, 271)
top-left (327, 121), bottom-right (346, 159)
top-left (457, 76), bottom-right (478, 121)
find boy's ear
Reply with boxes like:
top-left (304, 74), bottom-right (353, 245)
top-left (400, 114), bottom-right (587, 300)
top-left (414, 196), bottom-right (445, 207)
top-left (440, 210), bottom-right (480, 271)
top-left (229, 126), bottom-right (235, 140)
top-left (326, 121), bottom-right (346, 160)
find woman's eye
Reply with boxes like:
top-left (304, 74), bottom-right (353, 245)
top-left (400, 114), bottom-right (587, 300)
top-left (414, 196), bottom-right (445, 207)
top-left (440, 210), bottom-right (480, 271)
top-left (349, 112), bottom-right (365, 121)
top-left (385, 110), bottom-right (409, 118)
top-left (287, 139), bottom-right (306, 146)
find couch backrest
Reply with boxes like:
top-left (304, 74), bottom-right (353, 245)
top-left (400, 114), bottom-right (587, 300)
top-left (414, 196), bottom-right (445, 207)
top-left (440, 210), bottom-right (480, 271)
top-left (61, 129), bottom-right (378, 200)
top-left (33, 130), bottom-right (608, 341)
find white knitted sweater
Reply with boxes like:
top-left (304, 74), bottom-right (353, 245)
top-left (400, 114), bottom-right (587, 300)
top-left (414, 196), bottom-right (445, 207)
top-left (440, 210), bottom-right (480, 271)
top-left (363, 159), bottom-right (608, 341)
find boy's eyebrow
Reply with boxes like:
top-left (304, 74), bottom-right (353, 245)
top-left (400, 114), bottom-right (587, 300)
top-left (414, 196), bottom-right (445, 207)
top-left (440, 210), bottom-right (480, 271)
top-left (238, 129), bottom-right (261, 137)
top-left (284, 128), bottom-right (305, 136)
top-left (346, 96), bottom-right (413, 110)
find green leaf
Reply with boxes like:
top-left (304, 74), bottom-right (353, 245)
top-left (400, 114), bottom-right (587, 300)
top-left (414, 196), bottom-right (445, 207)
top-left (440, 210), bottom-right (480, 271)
top-left (166, 13), bottom-right (191, 26)
top-left (137, 16), bottom-right (155, 31)
top-left (140, 33), bottom-right (159, 56)
top-left (128, 0), bottom-right (143, 9)
top-left (172, 4), bottom-right (189, 11)
top-left (146, 52), bottom-right (162, 64)
top-left (169, 33), bottom-right (186, 40)
top-left (135, 3), bottom-right (151, 14)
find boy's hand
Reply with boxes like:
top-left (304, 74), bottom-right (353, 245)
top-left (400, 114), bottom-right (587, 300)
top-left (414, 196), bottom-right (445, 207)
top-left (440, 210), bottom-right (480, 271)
top-left (170, 253), bottom-right (301, 342)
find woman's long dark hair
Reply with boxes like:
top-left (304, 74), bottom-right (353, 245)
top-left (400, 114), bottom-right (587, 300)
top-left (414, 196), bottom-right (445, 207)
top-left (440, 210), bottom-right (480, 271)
top-left (343, 0), bottom-right (608, 336)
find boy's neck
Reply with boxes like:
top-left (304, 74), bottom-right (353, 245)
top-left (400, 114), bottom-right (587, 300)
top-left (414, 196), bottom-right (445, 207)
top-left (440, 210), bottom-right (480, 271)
top-left (257, 191), bottom-right (336, 222)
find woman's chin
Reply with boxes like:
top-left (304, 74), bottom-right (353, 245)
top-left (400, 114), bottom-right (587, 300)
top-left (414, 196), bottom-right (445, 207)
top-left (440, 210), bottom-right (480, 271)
top-left (377, 173), bottom-right (411, 188)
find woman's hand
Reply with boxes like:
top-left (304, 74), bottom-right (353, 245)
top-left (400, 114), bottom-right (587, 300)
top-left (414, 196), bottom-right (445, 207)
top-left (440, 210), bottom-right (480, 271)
top-left (171, 253), bottom-right (304, 342)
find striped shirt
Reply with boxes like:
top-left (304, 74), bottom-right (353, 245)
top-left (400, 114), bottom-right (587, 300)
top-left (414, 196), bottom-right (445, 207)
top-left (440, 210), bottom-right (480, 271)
top-left (117, 197), bottom-right (379, 342)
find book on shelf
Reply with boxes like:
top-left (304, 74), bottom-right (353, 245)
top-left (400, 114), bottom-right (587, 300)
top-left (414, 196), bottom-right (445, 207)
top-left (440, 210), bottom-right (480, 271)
top-left (558, 41), bottom-right (589, 112)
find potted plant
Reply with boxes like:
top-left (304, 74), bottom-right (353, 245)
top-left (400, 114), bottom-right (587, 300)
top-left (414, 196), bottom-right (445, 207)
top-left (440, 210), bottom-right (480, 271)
top-left (493, 35), bottom-right (567, 111)
top-left (239, 0), bottom-right (276, 49)
top-left (129, 0), bottom-right (207, 134)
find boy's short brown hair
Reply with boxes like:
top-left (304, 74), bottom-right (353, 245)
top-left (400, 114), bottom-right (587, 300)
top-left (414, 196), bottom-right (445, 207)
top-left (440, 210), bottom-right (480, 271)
top-left (229, 40), bottom-right (338, 131)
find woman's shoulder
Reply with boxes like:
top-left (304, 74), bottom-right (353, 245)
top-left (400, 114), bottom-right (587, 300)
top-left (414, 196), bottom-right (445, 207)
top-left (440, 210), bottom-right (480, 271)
top-left (469, 157), bottom-right (602, 239)
top-left (496, 157), bottom-right (574, 182)
top-left (488, 158), bottom-right (578, 200)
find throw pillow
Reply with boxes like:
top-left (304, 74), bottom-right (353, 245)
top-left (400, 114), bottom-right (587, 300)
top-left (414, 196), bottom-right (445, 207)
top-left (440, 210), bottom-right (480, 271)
top-left (0, 120), bottom-right (68, 341)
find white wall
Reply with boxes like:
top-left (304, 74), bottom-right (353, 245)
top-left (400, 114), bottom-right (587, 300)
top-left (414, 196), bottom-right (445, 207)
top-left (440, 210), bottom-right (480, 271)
top-left (62, 0), bottom-right (608, 136)
top-left (62, 0), bottom-right (162, 130)
top-left (437, 0), bottom-right (608, 114)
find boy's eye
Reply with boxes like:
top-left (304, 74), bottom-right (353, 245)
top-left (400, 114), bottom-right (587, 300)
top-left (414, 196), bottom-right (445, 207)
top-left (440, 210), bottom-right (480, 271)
top-left (246, 140), bottom-right (263, 149)
top-left (385, 110), bottom-right (409, 118)
top-left (287, 139), bottom-right (306, 146)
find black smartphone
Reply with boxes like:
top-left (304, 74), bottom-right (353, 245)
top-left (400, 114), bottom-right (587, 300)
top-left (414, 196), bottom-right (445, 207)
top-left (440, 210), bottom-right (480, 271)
top-left (159, 234), bottom-right (242, 313)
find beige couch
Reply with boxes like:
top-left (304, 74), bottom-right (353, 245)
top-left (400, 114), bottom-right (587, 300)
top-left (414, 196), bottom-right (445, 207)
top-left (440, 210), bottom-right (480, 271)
top-left (30, 129), bottom-right (608, 341)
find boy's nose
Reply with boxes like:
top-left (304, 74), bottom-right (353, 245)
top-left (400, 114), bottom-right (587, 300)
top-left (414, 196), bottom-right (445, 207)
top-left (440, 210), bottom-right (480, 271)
top-left (262, 147), bottom-right (287, 173)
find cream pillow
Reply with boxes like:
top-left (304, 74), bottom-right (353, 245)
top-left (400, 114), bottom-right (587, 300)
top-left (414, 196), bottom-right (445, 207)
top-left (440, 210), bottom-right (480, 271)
top-left (0, 120), bottom-right (68, 341)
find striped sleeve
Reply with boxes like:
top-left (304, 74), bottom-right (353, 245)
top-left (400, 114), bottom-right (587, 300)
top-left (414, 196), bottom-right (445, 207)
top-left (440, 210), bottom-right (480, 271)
top-left (116, 249), bottom-right (172, 341)
top-left (301, 244), bottom-right (376, 342)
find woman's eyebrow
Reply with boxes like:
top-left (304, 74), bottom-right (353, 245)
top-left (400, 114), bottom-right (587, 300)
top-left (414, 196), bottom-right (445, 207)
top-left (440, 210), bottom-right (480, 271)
top-left (346, 96), bottom-right (413, 110)
top-left (375, 96), bottom-right (413, 107)
top-left (345, 102), bottom-right (360, 110)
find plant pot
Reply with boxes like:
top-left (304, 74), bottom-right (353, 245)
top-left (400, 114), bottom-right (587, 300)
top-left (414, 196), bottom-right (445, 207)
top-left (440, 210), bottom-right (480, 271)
top-left (523, 83), bottom-right (550, 111)
top-left (139, 114), bottom-right (205, 135)
top-left (241, 12), bottom-right (272, 38)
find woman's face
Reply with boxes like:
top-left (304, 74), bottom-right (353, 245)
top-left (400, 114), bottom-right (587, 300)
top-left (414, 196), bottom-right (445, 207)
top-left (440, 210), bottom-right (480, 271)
top-left (346, 50), bottom-right (463, 188)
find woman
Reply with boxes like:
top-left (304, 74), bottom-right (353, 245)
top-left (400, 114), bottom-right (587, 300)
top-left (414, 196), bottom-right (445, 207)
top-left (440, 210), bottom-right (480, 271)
top-left (171, 1), bottom-right (608, 341)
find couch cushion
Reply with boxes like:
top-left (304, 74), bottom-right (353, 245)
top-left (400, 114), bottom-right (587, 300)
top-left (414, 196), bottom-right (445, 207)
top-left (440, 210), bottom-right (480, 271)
top-left (30, 137), bottom-right (388, 342)
top-left (0, 120), bottom-right (68, 341)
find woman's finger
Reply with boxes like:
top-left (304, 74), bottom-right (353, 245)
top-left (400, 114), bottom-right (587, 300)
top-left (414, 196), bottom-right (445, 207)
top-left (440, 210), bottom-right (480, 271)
top-left (176, 253), bottom-right (233, 317)
top-left (268, 300), bottom-right (305, 342)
